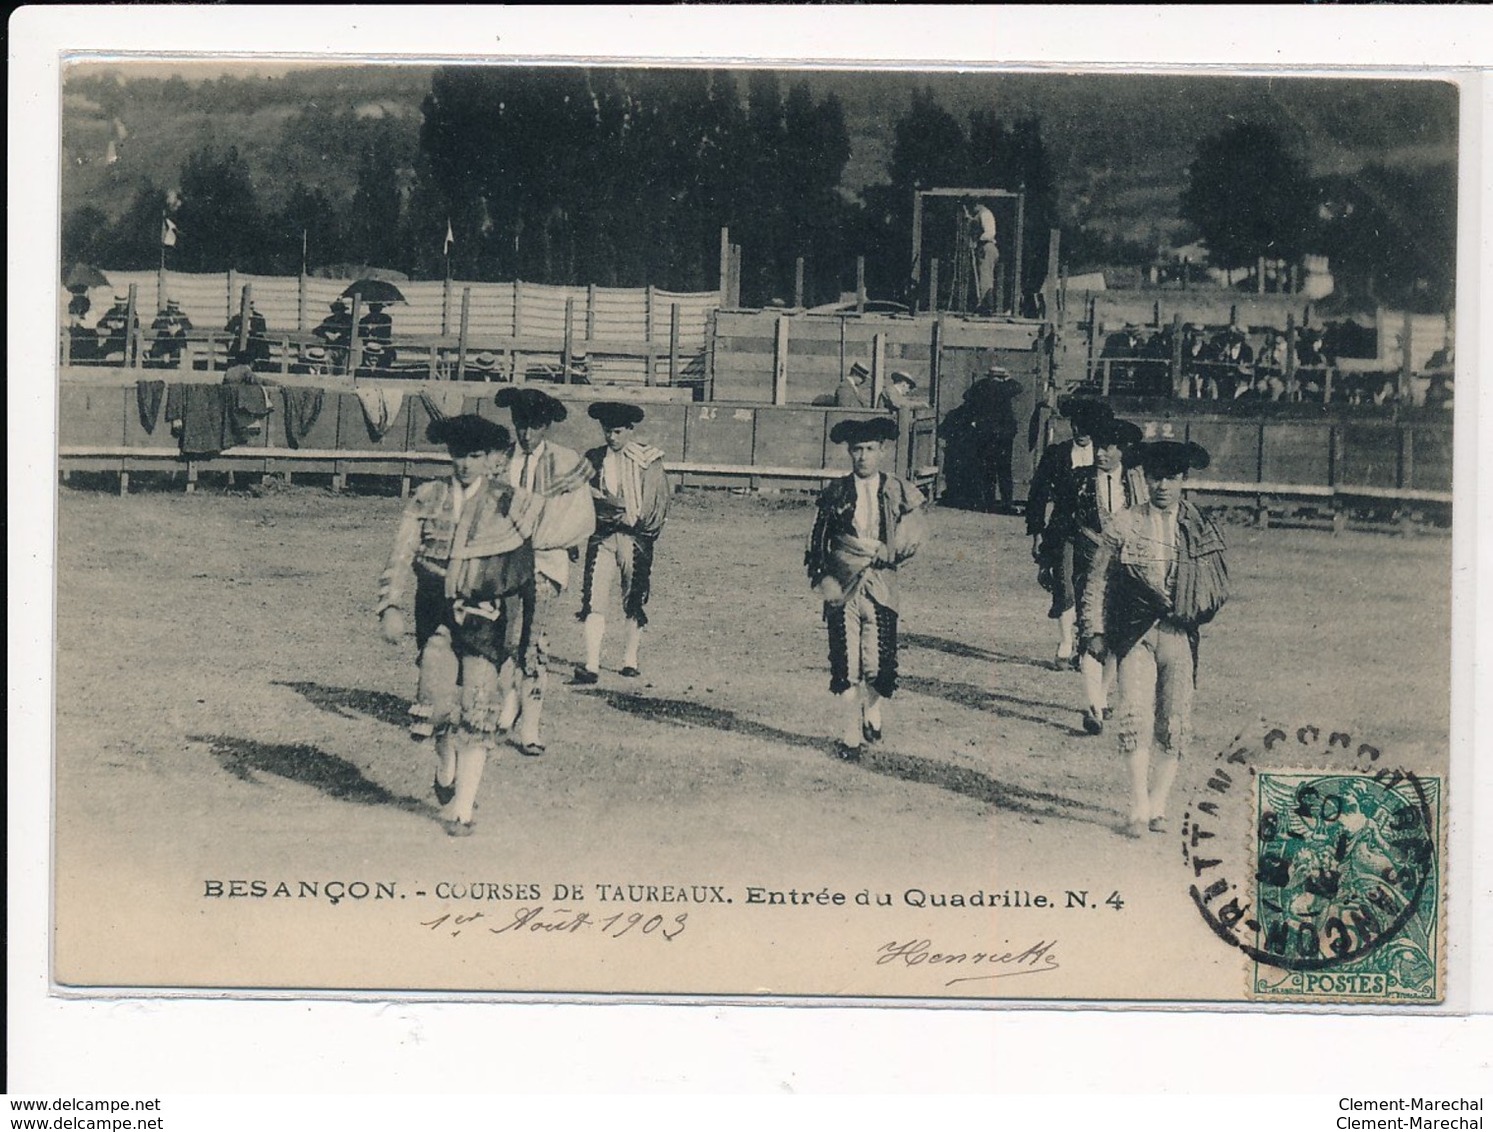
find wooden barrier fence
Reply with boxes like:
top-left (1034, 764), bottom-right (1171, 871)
top-left (1028, 402), bottom-right (1453, 530)
top-left (58, 376), bottom-right (936, 498)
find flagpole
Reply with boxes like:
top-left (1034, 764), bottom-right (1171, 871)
top-left (158, 211), bottom-right (167, 312)
top-left (301, 229), bottom-right (308, 278)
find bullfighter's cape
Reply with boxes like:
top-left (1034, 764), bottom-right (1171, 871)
top-left (583, 441), bottom-right (669, 539)
top-left (1078, 499), bottom-right (1229, 676)
top-left (378, 477), bottom-right (543, 613)
top-left (805, 472), bottom-right (926, 613)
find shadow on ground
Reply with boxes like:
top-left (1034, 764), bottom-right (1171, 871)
top-left (191, 733), bottom-right (430, 814)
top-left (579, 689), bottom-right (1112, 827)
top-left (898, 673), bottom-right (1088, 737)
top-left (900, 631), bottom-right (1058, 674)
top-left (274, 681), bottom-right (411, 728)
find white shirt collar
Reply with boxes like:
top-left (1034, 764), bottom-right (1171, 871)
top-left (450, 475), bottom-right (484, 518)
top-left (516, 441), bottom-right (546, 487)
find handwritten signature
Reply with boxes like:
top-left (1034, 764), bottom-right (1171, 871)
top-left (421, 905), bottom-right (689, 941)
top-left (875, 939), bottom-right (1060, 986)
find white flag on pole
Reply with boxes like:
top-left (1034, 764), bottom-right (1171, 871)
top-left (161, 217), bottom-right (179, 247)
top-left (444, 218), bottom-right (455, 255)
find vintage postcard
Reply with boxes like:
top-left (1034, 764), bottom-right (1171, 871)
top-left (35, 41), bottom-right (1470, 1010)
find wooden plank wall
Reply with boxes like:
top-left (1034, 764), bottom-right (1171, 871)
top-left (711, 309), bottom-right (1047, 406)
top-left (59, 378), bottom-right (933, 494)
top-left (59, 375), bottom-right (1451, 501)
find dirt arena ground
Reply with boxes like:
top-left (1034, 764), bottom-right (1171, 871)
top-left (51, 482), bottom-right (1452, 999)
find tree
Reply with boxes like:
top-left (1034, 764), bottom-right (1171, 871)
top-left (174, 146), bottom-right (265, 272)
top-left (61, 205), bottom-right (112, 270)
top-left (859, 87), bottom-right (969, 304)
top-left (1180, 122), bottom-right (1315, 271)
top-left (967, 113), bottom-right (1060, 298)
top-left (97, 181), bottom-right (170, 270)
top-left (345, 122), bottom-right (407, 268)
top-left (780, 83), bottom-right (854, 306)
top-left (1315, 162), bottom-right (1456, 311)
top-left (267, 183), bottom-right (341, 275)
top-left (414, 64), bottom-right (852, 296)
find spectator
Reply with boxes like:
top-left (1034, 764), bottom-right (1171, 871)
top-left (146, 298), bottom-right (193, 368)
top-left (224, 301), bottom-right (269, 369)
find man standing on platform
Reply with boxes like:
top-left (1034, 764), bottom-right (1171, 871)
top-left (964, 197), bottom-right (998, 315)
top-left (574, 402), bottom-right (670, 682)
top-left (494, 387), bottom-right (596, 757)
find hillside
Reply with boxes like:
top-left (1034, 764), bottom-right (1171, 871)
top-left (60, 64), bottom-right (1457, 256)
top-left (61, 65), bottom-right (434, 220)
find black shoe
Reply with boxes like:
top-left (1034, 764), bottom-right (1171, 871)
top-left (569, 667), bottom-right (599, 685)
top-left (1082, 709), bottom-right (1103, 735)
top-left (433, 776), bottom-right (456, 806)
top-left (862, 721), bottom-right (883, 744)
top-left (619, 666), bottom-right (641, 678)
top-left (1102, 707), bottom-right (1114, 721)
top-left (834, 741), bottom-right (863, 763)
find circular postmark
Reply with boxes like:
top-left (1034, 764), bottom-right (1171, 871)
top-left (1180, 723), bottom-right (1442, 998)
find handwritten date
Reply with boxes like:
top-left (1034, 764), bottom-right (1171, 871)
top-left (422, 905), bottom-right (688, 941)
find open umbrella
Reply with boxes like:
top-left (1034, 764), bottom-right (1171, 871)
top-left (341, 278), bottom-right (407, 304)
top-left (63, 263), bottom-right (110, 290)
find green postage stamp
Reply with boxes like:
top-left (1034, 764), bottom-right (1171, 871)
top-left (1249, 770), bottom-right (1443, 1002)
top-left (1183, 722), bottom-right (1447, 1006)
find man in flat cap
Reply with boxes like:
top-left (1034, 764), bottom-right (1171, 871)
top-left (494, 387), bottom-right (597, 756)
top-left (834, 360), bottom-right (871, 408)
top-left (1079, 439), bottom-right (1229, 838)
top-left (805, 416), bottom-right (927, 760)
top-left (377, 414), bottom-right (543, 836)
top-left (573, 402), bottom-right (670, 681)
top-left (878, 370), bottom-right (921, 411)
top-left (1027, 396), bottom-right (1114, 668)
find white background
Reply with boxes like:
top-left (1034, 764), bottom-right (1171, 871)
top-left (9, 5), bottom-right (1492, 1100)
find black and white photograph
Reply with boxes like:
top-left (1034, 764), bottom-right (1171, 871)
top-left (13, 14), bottom-right (1488, 1090)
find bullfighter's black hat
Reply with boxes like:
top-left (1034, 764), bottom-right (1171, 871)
top-left (588, 401), bottom-right (646, 429)
top-left (830, 416), bottom-right (899, 446)
top-left (1056, 395), bottom-right (1113, 436)
top-left (1092, 417), bottom-right (1144, 451)
top-left (494, 386), bottom-right (568, 427)
top-left (1127, 439), bottom-right (1211, 477)
top-left (427, 413), bottom-right (512, 455)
